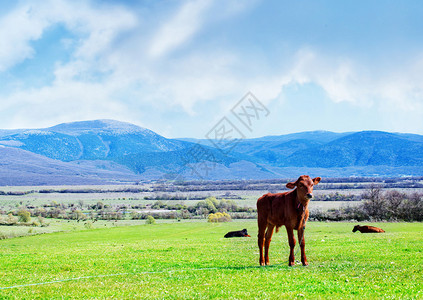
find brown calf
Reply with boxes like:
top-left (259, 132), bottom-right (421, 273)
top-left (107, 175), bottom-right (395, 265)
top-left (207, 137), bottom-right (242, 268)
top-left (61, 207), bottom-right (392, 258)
top-left (352, 225), bottom-right (385, 233)
top-left (257, 175), bottom-right (321, 266)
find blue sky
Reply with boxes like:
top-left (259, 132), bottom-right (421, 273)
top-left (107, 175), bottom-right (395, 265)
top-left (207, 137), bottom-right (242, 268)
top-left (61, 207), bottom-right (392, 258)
top-left (0, 0), bottom-right (423, 138)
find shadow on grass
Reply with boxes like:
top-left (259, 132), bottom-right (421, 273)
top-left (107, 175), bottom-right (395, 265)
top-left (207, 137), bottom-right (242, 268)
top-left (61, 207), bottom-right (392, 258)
top-left (150, 262), bottom-right (301, 274)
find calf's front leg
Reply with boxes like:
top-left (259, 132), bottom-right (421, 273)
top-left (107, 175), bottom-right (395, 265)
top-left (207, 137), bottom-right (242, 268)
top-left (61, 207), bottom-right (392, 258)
top-left (297, 228), bottom-right (308, 266)
top-left (286, 227), bottom-right (296, 266)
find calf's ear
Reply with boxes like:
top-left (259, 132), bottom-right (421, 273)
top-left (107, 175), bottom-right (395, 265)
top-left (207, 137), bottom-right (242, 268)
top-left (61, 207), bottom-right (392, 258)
top-left (313, 177), bottom-right (321, 185)
top-left (286, 181), bottom-right (296, 189)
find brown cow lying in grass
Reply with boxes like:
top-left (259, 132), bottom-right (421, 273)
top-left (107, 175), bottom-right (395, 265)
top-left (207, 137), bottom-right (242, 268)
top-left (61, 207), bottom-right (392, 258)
top-left (352, 225), bottom-right (385, 233)
top-left (257, 175), bottom-right (321, 266)
top-left (224, 228), bottom-right (251, 238)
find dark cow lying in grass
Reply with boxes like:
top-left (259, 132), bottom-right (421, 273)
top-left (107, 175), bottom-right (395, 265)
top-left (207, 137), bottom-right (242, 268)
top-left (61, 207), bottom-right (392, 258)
top-left (352, 225), bottom-right (385, 233)
top-left (224, 228), bottom-right (251, 238)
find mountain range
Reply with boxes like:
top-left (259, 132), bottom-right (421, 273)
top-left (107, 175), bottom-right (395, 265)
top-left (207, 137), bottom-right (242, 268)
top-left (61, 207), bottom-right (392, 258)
top-left (1, 119), bottom-right (423, 185)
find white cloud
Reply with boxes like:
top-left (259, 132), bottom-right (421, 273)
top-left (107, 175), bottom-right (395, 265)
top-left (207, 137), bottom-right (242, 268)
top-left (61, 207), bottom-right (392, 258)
top-left (0, 0), bottom-right (139, 127)
top-left (0, 5), bottom-right (47, 71)
top-left (1, 0), bottom-right (422, 135)
top-left (0, 0), bottom-right (258, 117)
top-left (148, 0), bottom-right (213, 58)
top-left (287, 48), bottom-right (423, 113)
top-left (4, 80), bottom-right (129, 129)
top-left (377, 55), bottom-right (423, 111)
top-left (0, 0), bottom-right (137, 72)
top-left (288, 49), bottom-right (370, 106)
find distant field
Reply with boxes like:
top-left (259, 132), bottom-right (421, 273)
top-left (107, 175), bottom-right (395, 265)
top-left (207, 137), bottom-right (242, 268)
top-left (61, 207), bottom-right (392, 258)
top-left (2, 183), bottom-right (422, 219)
top-left (0, 221), bottom-right (422, 299)
top-left (240, 195), bottom-right (360, 210)
top-left (0, 183), bottom-right (383, 211)
top-left (0, 218), bottom-right (153, 240)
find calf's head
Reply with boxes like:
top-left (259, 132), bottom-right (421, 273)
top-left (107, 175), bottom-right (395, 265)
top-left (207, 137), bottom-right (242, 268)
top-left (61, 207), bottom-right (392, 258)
top-left (352, 225), bottom-right (360, 232)
top-left (241, 229), bottom-right (251, 237)
top-left (286, 175), bottom-right (321, 204)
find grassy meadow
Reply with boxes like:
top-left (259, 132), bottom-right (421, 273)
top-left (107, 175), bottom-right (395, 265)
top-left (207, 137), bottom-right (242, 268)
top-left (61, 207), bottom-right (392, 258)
top-left (0, 219), bottom-right (151, 240)
top-left (0, 220), bottom-right (422, 299)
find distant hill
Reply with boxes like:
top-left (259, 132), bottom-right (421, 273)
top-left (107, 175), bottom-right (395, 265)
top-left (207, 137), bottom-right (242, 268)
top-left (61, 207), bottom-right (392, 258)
top-left (281, 131), bottom-right (423, 167)
top-left (186, 130), bottom-right (423, 168)
top-left (0, 145), bottom-right (141, 185)
top-left (1, 120), bottom-right (423, 185)
top-left (0, 120), bottom-right (274, 184)
top-left (0, 120), bottom-right (188, 161)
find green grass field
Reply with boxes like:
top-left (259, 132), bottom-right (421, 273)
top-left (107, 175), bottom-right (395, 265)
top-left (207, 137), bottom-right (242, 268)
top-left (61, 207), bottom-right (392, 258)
top-left (0, 219), bottom-right (156, 240)
top-left (0, 221), bottom-right (422, 299)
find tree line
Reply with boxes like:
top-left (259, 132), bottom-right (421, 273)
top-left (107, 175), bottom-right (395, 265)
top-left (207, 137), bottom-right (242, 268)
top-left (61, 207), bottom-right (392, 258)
top-left (1, 187), bottom-right (422, 224)
top-left (311, 185), bottom-right (423, 221)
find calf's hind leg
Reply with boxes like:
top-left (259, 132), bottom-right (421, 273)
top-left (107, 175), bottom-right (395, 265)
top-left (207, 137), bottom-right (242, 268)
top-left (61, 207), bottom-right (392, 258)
top-left (257, 218), bottom-right (267, 266)
top-left (264, 224), bottom-right (275, 265)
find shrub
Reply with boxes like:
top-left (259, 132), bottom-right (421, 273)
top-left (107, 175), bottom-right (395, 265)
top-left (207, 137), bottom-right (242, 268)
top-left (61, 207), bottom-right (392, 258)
top-left (18, 209), bottom-right (31, 223)
top-left (146, 215), bottom-right (156, 224)
top-left (96, 201), bottom-right (104, 210)
top-left (131, 211), bottom-right (141, 220)
top-left (37, 216), bottom-right (47, 227)
top-left (84, 221), bottom-right (94, 229)
top-left (207, 212), bottom-right (232, 223)
top-left (6, 213), bottom-right (17, 225)
top-left (152, 200), bottom-right (166, 209)
top-left (70, 210), bottom-right (87, 221)
top-left (361, 185), bottom-right (385, 220)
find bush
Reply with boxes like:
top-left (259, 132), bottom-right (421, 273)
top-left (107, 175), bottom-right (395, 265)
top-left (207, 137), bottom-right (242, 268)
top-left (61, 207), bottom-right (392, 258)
top-left (208, 212), bottom-right (232, 223)
top-left (70, 210), bottom-right (87, 221)
top-left (146, 215), bottom-right (156, 224)
top-left (152, 200), bottom-right (166, 209)
top-left (37, 216), bottom-right (47, 227)
top-left (361, 185), bottom-right (385, 220)
top-left (6, 213), bottom-right (17, 225)
top-left (84, 221), bottom-right (94, 229)
top-left (18, 209), bottom-right (31, 223)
